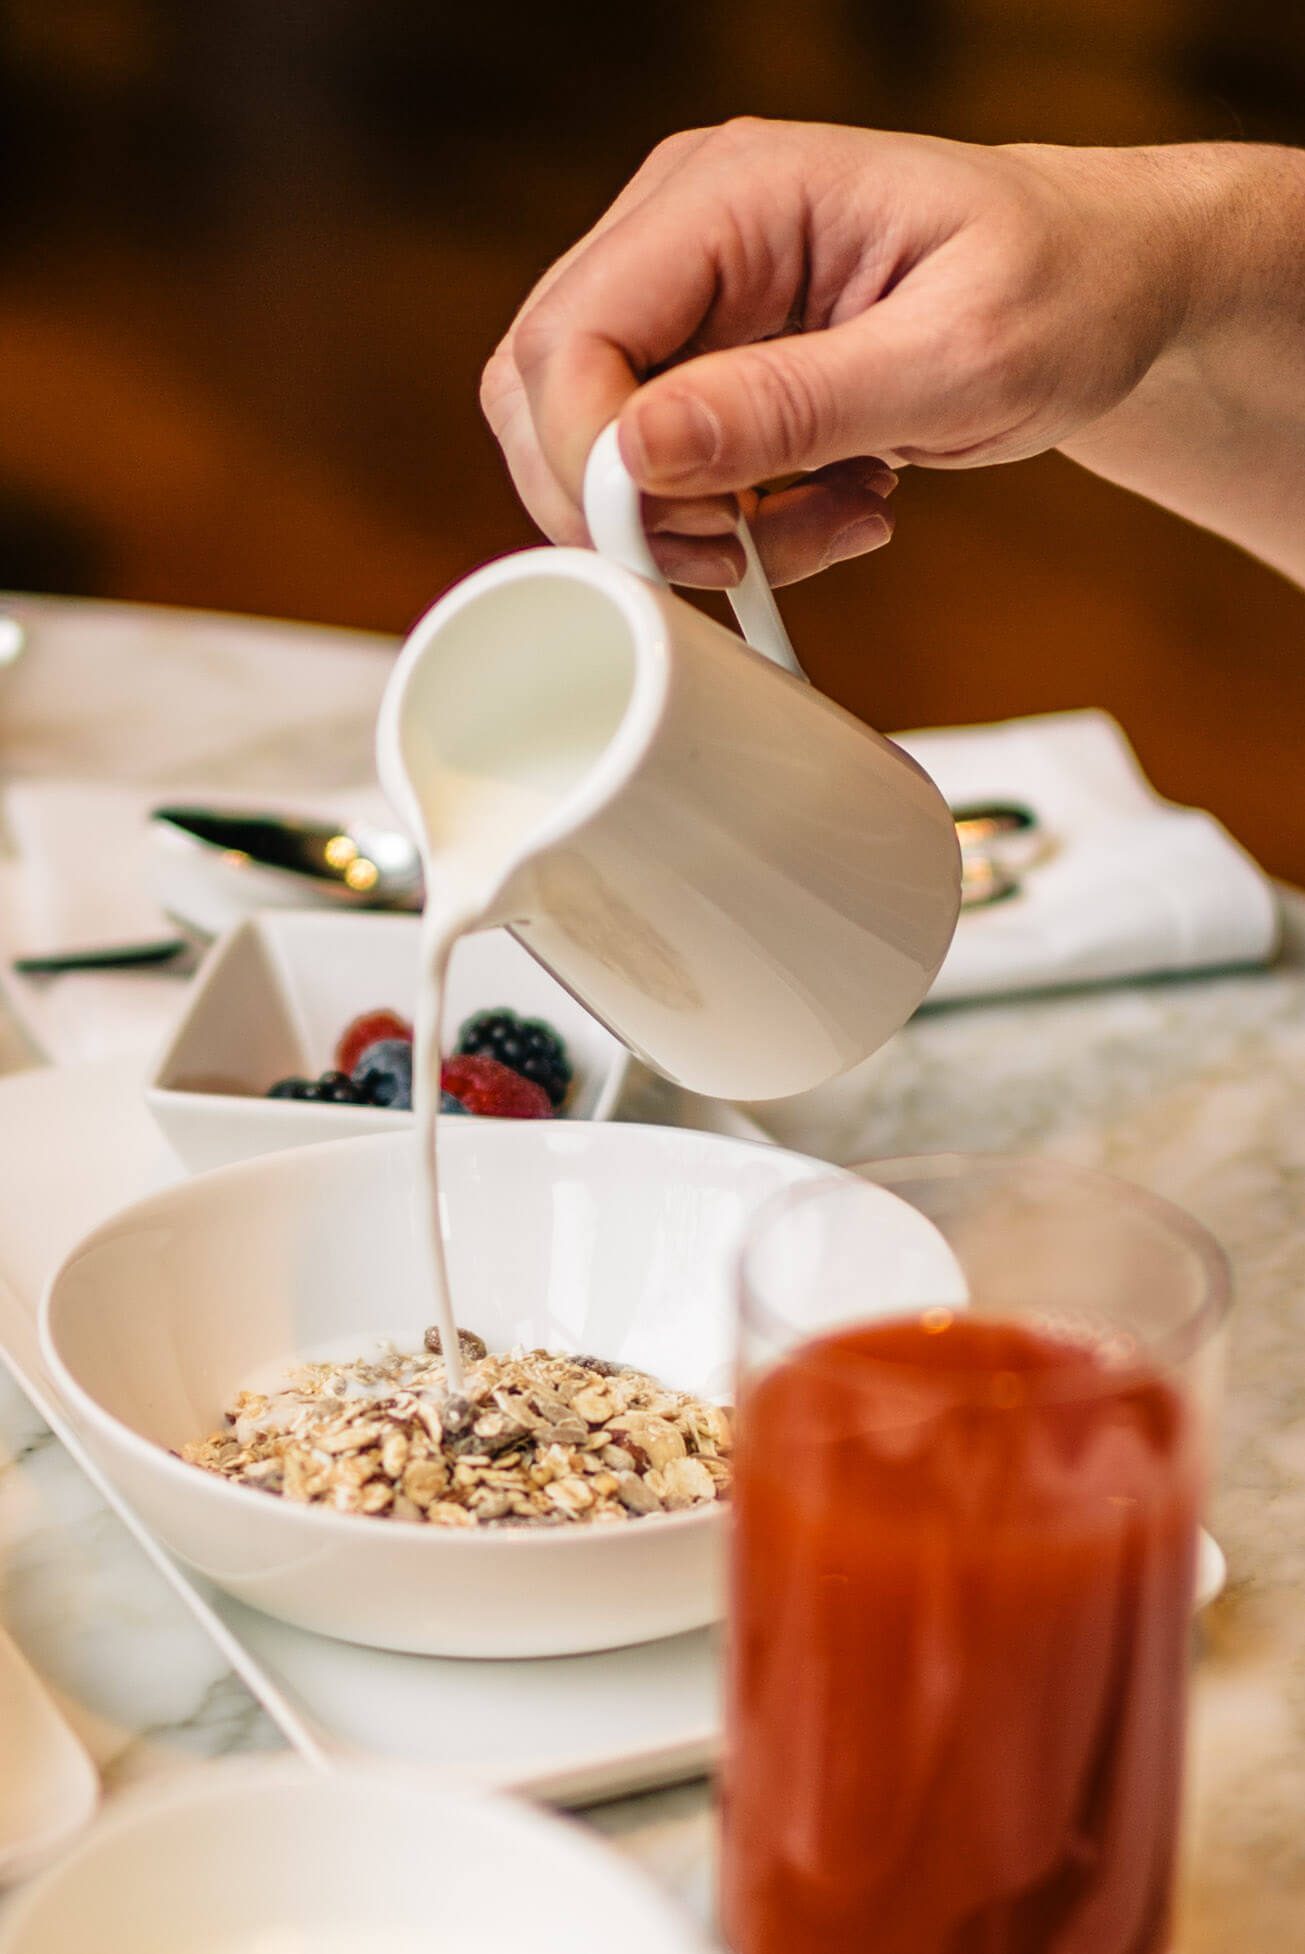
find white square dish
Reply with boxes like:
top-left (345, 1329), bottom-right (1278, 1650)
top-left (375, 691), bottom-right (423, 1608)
top-left (145, 910), bottom-right (628, 1171)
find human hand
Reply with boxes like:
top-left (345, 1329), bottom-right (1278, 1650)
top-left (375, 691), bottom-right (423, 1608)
top-left (482, 121), bottom-right (1195, 586)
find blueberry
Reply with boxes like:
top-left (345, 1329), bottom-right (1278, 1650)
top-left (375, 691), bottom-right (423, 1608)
top-left (440, 1091), bottom-right (468, 1114)
top-left (351, 1037), bottom-right (414, 1110)
top-left (267, 1076), bottom-right (312, 1100)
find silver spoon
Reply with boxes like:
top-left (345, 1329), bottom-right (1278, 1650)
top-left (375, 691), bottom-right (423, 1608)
top-left (951, 801), bottom-right (1043, 908)
top-left (12, 937), bottom-right (202, 977)
top-left (150, 806), bottom-right (423, 910)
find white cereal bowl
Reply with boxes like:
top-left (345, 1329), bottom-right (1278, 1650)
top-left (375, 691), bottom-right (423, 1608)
top-left (0, 1756), bottom-right (714, 1954)
top-left (145, 909), bottom-right (628, 1172)
top-left (39, 1121), bottom-right (965, 1659)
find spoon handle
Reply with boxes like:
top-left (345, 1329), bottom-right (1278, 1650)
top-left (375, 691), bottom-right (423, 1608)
top-left (12, 937), bottom-right (197, 975)
top-left (583, 421), bottom-right (806, 679)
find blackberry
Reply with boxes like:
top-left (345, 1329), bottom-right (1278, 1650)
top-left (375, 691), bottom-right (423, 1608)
top-left (319, 1070), bottom-right (366, 1105)
top-left (267, 1076), bottom-right (313, 1100)
top-left (456, 1008), bottom-right (572, 1108)
top-left (266, 1070), bottom-right (366, 1105)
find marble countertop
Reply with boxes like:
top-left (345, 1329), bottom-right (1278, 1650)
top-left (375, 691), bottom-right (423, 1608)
top-left (3, 598), bottom-right (1304, 1945)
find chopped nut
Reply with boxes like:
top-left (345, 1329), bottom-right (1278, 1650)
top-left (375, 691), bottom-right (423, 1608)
top-left (616, 1471), bottom-right (662, 1515)
top-left (660, 1455), bottom-right (718, 1508)
top-left (440, 1395), bottom-right (474, 1440)
top-left (568, 1354), bottom-right (624, 1377)
top-left (612, 1413), bottom-right (686, 1470)
top-left (425, 1325), bottom-right (488, 1362)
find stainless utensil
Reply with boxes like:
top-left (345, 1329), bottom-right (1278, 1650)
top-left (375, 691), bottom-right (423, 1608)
top-left (951, 800), bottom-right (1043, 908)
top-left (150, 806), bottom-right (423, 910)
top-left (0, 614), bottom-right (25, 668)
top-left (958, 853), bottom-right (1020, 909)
top-left (12, 937), bottom-right (201, 976)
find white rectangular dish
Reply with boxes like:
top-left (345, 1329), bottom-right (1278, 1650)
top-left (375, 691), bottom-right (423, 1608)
top-left (0, 1058), bottom-right (714, 1805)
top-left (146, 911), bottom-right (628, 1170)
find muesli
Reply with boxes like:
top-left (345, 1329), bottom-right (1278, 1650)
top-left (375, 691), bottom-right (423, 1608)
top-left (179, 1331), bottom-right (732, 1527)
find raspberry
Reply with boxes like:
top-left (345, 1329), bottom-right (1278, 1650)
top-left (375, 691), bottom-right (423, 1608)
top-left (439, 1054), bottom-right (553, 1119)
top-left (335, 1008), bottom-right (413, 1077)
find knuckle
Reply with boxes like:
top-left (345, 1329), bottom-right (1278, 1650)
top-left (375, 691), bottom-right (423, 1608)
top-left (709, 114), bottom-right (770, 155)
top-left (509, 302), bottom-right (562, 386)
top-left (744, 342), bottom-right (831, 466)
top-left (549, 505), bottom-right (590, 548)
top-left (646, 126), bottom-right (705, 168)
top-left (478, 348), bottom-right (517, 427)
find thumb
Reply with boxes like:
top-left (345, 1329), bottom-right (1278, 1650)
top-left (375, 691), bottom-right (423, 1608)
top-left (618, 310), bottom-right (946, 495)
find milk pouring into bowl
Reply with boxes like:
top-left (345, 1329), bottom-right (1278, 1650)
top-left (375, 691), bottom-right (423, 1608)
top-left (377, 423), bottom-right (961, 1387)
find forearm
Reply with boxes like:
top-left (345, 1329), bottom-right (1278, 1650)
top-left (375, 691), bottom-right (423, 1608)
top-left (1058, 144), bottom-right (1305, 587)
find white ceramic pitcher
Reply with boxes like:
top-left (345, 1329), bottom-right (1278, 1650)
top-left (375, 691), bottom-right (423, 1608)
top-left (377, 426), bottom-right (960, 1101)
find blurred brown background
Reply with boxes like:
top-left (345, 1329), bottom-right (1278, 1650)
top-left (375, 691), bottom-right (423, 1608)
top-left (2, 1), bottom-right (1304, 873)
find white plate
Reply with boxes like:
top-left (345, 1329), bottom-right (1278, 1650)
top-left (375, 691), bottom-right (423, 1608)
top-left (146, 910), bottom-right (628, 1171)
top-left (0, 1757), bottom-right (713, 1954)
top-left (0, 1058), bottom-right (719, 1801)
top-left (0, 1621), bottom-right (99, 1885)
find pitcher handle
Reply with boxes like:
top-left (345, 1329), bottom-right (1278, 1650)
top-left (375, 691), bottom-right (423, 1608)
top-left (583, 421), bottom-right (806, 680)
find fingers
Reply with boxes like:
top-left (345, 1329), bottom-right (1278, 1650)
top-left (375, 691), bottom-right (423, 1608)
top-left (645, 490), bottom-right (746, 585)
top-left (615, 296), bottom-right (952, 496)
top-left (512, 142), bottom-right (810, 508)
top-left (642, 460), bottom-right (899, 589)
top-left (749, 460), bottom-right (897, 585)
top-left (649, 533), bottom-right (747, 588)
top-left (480, 355), bottom-right (589, 543)
top-left (482, 118), bottom-right (991, 561)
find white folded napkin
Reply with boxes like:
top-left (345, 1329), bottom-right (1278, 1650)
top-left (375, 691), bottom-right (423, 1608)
top-left (0, 782), bottom-right (172, 1064)
top-left (0, 780), bottom-right (384, 1065)
top-left (0, 593), bottom-right (398, 1066)
top-left (898, 710), bottom-right (1279, 1003)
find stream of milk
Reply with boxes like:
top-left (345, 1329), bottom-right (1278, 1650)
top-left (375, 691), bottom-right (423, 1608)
top-left (403, 763), bottom-right (613, 1397)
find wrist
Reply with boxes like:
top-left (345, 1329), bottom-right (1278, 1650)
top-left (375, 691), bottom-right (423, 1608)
top-left (1125, 143), bottom-right (1305, 352)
